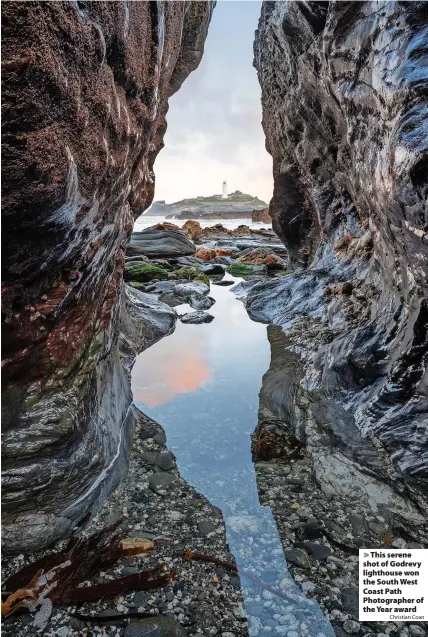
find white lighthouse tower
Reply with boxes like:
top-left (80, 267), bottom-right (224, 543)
top-left (222, 180), bottom-right (228, 199)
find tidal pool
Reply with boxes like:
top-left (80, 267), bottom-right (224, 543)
top-left (132, 274), bottom-right (335, 637)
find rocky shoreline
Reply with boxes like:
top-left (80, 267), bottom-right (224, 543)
top-left (252, 455), bottom-right (428, 637)
top-left (253, 1), bottom-right (428, 507)
top-left (1, 221), bottom-right (286, 636)
top-left (3, 1), bottom-right (427, 635)
top-left (2, 221), bottom-right (427, 637)
top-left (2, 408), bottom-right (246, 637)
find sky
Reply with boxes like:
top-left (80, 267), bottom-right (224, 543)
top-left (153, 1), bottom-right (272, 205)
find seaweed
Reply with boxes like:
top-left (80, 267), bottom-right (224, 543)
top-left (2, 521), bottom-right (172, 625)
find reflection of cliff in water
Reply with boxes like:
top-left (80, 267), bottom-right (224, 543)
top-left (252, 325), bottom-right (304, 463)
top-left (253, 325), bottom-right (427, 537)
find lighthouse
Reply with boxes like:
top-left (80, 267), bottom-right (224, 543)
top-left (222, 181), bottom-right (228, 199)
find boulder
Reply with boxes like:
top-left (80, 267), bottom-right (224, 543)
top-left (124, 263), bottom-right (169, 283)
top-left (252, 208), bottom-right (272, 223)
top-left (189, 294), bottom-right (215, 311)
top-left (145, 281), bottom-right (179, 295)
top-left (173, 268), bottom-right (209, 285)
top-left (125, 255), bottom-right (149, 264)
top-left (175, 256), bottom-right (205, 267)
top-left (194, 246), bottom-right (217, 261)
top-left (215, 256), bottom-right (235, 266)
top-left (154, 222), bottom-right (180, 231)
top-left (127, 228), bottom-right (196, 258)
top-left (231, 224), bottom-right (251, 235)
top-left (180, 311), bottom-right (214, 324)
top-left (150, 259), bottom-right (173, 270)
top-left (237, 247), bottom-right (288, 270)
top-left (201, 224), bottom-right (229, 237)
top-left (213, 279), bottom-right (235, 286)
top-left (227, 262), bottom-right (268, 277)
top-left (175, 281), bottom-right (210, 298)
top-left (182, 219), bottom-right (204, 240)
top-left (197, 263), bottom-right (225, 275)
top-left (215, 248), bottom-right (236, 256)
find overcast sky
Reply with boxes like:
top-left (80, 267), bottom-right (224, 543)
top-left (153, 1), bottom-right (272, 204)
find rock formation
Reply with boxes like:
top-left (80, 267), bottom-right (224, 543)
top-left (127, 227), bottom-right (196, 258)
top-left (236, 247), bottom-right (288, 270)
top-left (2, 0), bottom-right (214, 552)
top-left (252, 1), bottom-right (428, 512)
top-left (145, 190), bottom-right (268, 218)
top-left (251, 208), bottom-right (271, 224)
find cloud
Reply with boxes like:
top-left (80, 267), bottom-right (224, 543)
top-left (132, 328), bottom-right (210, 407)
top-left (153, 1), bottom-right (272, 204)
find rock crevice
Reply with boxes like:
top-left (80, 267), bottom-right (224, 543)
top-left (252, 1), bottom-right (428, 510)
top-left (2, 0), bottom-right (214, 553)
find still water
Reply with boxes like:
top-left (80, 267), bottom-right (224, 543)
top-left (132, 275), bottom-right (334, 637)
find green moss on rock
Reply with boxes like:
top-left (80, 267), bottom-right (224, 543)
top-left (194, 273), bottom-right (209, 285)
top-left (226, 262), bottom-right (255, 276)
top-left (125, 263), bottom-right (169, 283)
top-left (174, 267), bottom-right (209, 285)
top-left (174, 267), bottom-right (197, 279)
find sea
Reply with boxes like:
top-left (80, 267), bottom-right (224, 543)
top-left (133, 215), bottom-right (272, 233)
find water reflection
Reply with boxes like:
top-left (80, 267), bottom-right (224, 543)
top-left (133, 328), bottom-right (210, 407)
top-left (132, 275), bottom-right (334, 637)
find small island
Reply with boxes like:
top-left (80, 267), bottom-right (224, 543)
top-left (145, 187), bottom-right (271, 221)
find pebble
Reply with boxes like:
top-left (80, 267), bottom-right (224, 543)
top-left (198, 520), bottom-right (216, 536)
top-left (155, 450), bottom-right (176, 471)
top-left (153, 431), bottom-right (167, 446)
top-left (301, 580), bottom-right (316, 592)
top-left (284, 548), bottom-right (310, 569)
top-left (340, 586), bottom-right (359, 615)
top-left (246, 602), bottom-right (264, 616)
top-left (343, 620), bottom-right (361, 634)
top-left (121, 566), bottom-right (139, 575)
top-left (148, 472), bottom-right (176, 491)
top-left (134, 591), bottom-right (149, 607)
top-left (409, 628), bottom-right (426, 637)
top-left (296, 542), bottom-right (332, 560)
top-left (69, 617), bottom-right (84, 631)
top-left (262, 590), bottom-right (274, 600)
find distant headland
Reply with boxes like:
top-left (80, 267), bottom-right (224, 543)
top-left (143, 189), bottom-right (270, 221)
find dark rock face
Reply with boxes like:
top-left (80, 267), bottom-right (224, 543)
top-left (252, 2), bottom-right (428, 511)
top-left (251, 208), bottom-right (271, 224)
top-left (255, 2), bottom-right (428, 269)
top-left (127, 227), bottom-right (196, 258)
top-left (2, 1), bottom-right (213, 552)
top-left (119, 286), bottom-right (177, 373)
